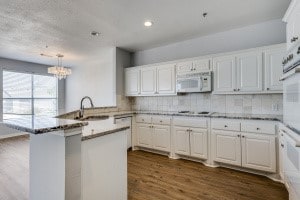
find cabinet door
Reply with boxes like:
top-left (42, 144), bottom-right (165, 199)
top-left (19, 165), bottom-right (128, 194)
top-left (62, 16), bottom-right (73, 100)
top-left (140, 66), bottom-right (156, 95)
top-left (287, 8), bottom-right (300, 51)
top-left (264, 48), bottom-right (285, 91)
top-left (136, 124), bottom-right (152, 148)
top-left (241, 133), bottom-right (276, 172)
top-left (211, 130), bottom-right (241, 166)
top-left (174, 126), bottom-right (190, 156)
top-left (152, 125), bottom-right (171, 152)
top-left (157, 64), bottom-right (176, 95)
top-left (176, 61), bottom-right (193, 74)
top-left (125, 68), bottom-right (140, 96)
top-left (236, 51), bottom-right (263, 92)
top-left (190, 128), bottom-right (208, 159)
top-left (286, 19), bottom-right (295, 51)
top-left (193, 59), bottom-right (211, 72)
top-left (213, 55), bottom-right (236, 92)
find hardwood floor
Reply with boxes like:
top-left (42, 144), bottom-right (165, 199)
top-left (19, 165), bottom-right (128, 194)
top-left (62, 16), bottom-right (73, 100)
top-left (128, 151), bottom-right (288, 200)
top-left (0, 136), bottom-right (288, 200)
top-left (0, 135), bottom-right (29, 200)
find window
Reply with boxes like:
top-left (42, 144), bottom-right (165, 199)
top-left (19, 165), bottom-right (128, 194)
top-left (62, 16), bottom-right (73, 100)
top-left (3, 71), bottom-right (58, 119)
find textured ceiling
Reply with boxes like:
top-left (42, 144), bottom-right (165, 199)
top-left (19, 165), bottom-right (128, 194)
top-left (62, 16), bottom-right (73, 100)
top-left (0, 0), bottom-right (290, 66)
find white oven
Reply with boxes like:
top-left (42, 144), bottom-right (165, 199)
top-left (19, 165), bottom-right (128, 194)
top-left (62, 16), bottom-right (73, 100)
top-left (282, 128), bottom-right (300, 200)
top-left (176, 71), bottom-right (211, 93)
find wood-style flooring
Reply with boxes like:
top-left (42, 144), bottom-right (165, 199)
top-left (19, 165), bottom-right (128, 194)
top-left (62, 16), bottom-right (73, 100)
top-left (128, 151), bottom-right (288, 200)
top-left (0, 135), bottom-right (29, 200)
top-left (0, 136), bottom-right (288, 200)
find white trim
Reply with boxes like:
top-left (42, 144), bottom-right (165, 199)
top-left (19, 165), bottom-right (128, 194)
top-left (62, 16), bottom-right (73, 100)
top-left (283, 0), bottom-right (299, 22)
top-left (129, 43), bottom-right (286, 69)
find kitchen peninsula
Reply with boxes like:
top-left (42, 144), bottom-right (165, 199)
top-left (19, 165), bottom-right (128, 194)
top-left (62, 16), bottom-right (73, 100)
top-left (2, 115), bottom-right (130, 200)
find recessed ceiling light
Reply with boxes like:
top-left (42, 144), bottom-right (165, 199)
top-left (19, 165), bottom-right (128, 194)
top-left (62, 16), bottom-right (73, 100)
top-left (91, 31), bottom-right (100, 36)
top-left (144, 21), bottom-right (153, 27)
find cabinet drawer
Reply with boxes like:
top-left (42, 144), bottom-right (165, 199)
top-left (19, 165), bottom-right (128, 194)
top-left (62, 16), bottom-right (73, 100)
top-left (152, 116), bottom-right (171, 125)
top-left (136, 115), bottom-right (152, 124)
top-left (173, 117), bottom-right (207, 128)
top-left (241, 122), bottom-right (276, 135)
top-left (212, 120), bottom-right (241, 132)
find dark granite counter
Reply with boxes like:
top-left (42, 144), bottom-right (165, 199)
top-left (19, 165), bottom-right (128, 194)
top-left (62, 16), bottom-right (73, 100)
top-left (210, 113), bottom-right (283, 121)
top-left (2, 116), bottom-right (88, 134)
top-left (132, 111), bottom-right (282, 121)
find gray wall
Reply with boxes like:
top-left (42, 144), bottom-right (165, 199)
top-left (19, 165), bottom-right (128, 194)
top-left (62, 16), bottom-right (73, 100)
top-left (0, 57), bottom-right (65, 135)
top-left (116, 48), bottom-right (131, 96)
top-left (132, 19), bottom-right (286, 66)
top-left (65, 47), bottom-right (117, 112)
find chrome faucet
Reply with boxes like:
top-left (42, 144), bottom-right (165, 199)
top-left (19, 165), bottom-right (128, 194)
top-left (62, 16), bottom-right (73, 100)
top-left (79, 96), bottom-right (94, 118)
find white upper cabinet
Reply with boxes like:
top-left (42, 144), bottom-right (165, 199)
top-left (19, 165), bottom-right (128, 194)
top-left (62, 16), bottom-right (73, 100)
top-left (193, 59), bottom-right (211, 72)
top-left (264, 47), bottom-right (285, 91)
top-left (125, 64), bottom-right (176, 96)
top-left (176, 59), bottom-right (211, 75)
top-left (140, 66), bottom-right (157, 95)
top-left (156, 64), bottom-right (176, 94)
top-left (284, 1), bottom-right (300, 51)
top-left (176, 61), bottom-right (193, 74)
top-left (236, 51), bottom-right (263, 92)
top-left (125, 68), bottom-right (140, 96)
top-left (213, 44), bottom-right (285, 94)
top-left (213, 55), bottom-right (236, 92)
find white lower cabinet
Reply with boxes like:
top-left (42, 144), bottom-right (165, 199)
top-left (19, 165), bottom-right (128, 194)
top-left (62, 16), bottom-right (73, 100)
top-left (136, 115), bottom-right (171, 152)
top-left (137, 124), bottom-right (152, 148)
top-left (174, 122), bottom-right (208, 160)
top-left (211, 130), bottom-right (241, 166)
top-left (241, 133), bottom-right (276, 172)
top-left (153, 125), bottom-right (171, 152)
top-left (174, 127), bottom-right (190, 156)
top-left (211, 119), bottom-right (277, 173)
top-left (190, 128), bottom-right (208, 159)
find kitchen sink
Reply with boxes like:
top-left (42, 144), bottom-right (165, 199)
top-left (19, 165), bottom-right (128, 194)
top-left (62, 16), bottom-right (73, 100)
top-left (74, 115), bottom-right (109, 121)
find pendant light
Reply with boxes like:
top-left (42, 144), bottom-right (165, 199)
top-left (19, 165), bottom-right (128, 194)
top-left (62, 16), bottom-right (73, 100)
top-left (48, 54), bottom-right (72, 80)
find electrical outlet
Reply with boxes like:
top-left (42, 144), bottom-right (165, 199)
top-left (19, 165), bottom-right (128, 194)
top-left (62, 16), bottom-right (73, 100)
top-left (272, 103), bottom-right (279, 111)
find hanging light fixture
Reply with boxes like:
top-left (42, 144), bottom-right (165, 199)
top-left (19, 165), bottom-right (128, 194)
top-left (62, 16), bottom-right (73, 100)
top-left (48, 54), bottom-right (72, 80)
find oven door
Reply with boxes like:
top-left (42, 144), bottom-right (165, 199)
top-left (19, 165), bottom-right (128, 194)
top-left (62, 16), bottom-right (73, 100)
top-left (283, 73), bottom-right (300, 131)
top-left (284, 131), bottom-right (300, 200)
top-left (176, 77), bottom-right (202, 93)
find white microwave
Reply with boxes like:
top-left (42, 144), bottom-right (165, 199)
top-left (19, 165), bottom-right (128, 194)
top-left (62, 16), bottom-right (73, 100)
top-left (176, 72), bottom-right (211, 93)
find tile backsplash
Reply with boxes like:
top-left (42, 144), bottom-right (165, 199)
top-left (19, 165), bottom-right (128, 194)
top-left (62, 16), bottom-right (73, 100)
top-left (131, 93), bottom-right (283, 115)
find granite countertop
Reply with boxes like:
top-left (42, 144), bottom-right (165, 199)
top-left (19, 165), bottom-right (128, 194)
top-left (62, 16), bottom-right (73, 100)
top-left (2, 116), bottom-right (88, 134)
top-left (131, 111), bottom-right (282, 121)
top-left (79, 110), bottom-right (282, 121)
top-left (210, 113), bottom-right (283, 121)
